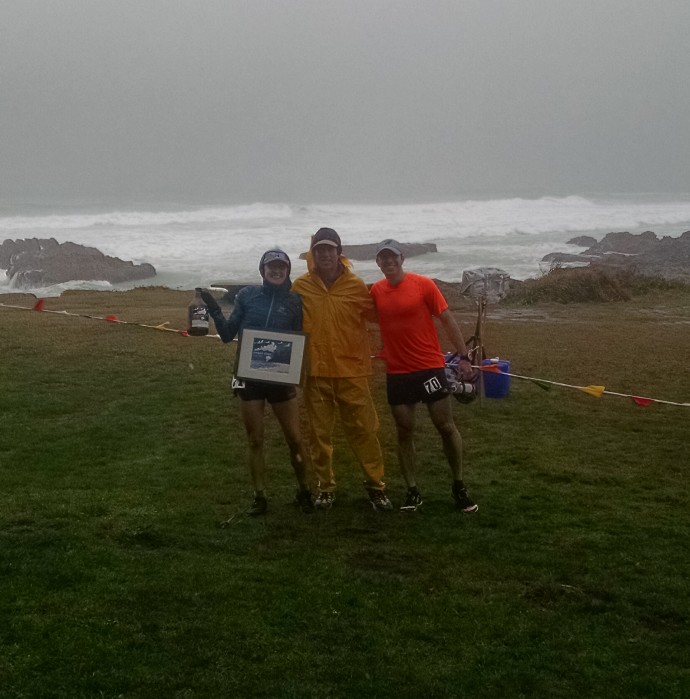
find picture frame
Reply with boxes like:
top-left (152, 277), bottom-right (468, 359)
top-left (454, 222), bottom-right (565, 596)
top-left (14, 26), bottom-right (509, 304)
top-left (235, 327), bottom-right (307, 386)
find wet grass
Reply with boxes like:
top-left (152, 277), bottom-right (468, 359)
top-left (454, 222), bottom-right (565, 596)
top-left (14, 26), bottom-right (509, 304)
top-left (1, 287), bottom-right (689, 697)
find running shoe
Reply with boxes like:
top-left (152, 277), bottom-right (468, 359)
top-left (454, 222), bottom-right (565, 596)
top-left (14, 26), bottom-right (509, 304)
top-left (400, 488), bottom-right (423, 512)
top-left (368, 489), bottom-right (393, 512)
top-left (248, 495), bottom-right (268, 516)
top-left (315, 491), bottom-right (335, 510)
top-left (295, 489), bottom-right (315, 514)
top-left (452, 485), bottom-right (478, 513)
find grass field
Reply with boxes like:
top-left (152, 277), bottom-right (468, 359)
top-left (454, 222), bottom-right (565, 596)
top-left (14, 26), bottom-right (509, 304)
top-left (1, 286), bottom-right (689, 698)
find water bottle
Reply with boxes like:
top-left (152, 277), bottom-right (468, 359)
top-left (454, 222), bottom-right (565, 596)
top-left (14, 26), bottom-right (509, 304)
top-left (187, 287), bottom-right (209, 336)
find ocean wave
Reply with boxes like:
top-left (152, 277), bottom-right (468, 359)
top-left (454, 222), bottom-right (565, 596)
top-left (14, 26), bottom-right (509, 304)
top-left (297, 195), bottom-right (690, 242)
top-left (3, 196), bottom-right (690, 238)
top-left (0, 278), bottom-right (116, 298)
top-left (0, 202), bottom-right (294, 231)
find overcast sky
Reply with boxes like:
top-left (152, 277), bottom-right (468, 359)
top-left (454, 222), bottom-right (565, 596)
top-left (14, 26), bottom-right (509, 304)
top-left (2, 0), bottom-right (689, 203)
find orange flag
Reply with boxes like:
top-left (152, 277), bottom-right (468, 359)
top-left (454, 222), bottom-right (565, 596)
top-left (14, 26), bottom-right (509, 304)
top-left (105, 314), bottom-right (119, 323)
top-left (33, 299), bottom-right (45, 311)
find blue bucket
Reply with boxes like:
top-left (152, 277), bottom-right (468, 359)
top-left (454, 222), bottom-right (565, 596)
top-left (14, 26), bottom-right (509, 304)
top-left (482, 359), bottom-right (511, 398)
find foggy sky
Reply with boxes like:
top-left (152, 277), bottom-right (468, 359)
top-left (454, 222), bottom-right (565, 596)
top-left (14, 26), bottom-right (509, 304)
top-left (2, 0), bottom-right (689, 203)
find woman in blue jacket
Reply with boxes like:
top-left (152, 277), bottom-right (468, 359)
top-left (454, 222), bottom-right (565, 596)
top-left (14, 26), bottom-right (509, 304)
top-left (201, 249), bottom-right (312, 515)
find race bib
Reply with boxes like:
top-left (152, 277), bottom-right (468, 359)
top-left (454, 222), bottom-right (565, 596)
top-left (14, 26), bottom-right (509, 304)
top-left (423, 376), bottom-right (443, 395)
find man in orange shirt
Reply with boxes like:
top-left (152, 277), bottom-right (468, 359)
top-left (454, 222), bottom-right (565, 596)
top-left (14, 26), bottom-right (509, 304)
top-left (370, 239), bottom-right (478, 513)
top-left (292, 228), bottom-right (392, 512)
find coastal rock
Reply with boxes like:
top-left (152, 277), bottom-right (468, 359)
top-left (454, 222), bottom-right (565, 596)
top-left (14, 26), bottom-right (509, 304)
top-left (298, 242), bottom-right (437, 261)
top-left (544, 231), bottom-right (690, 281)
top-left (567, 235), bottom-right (598, 247)
top-left (586, 230), bottom-right (660, 255)
top-left (1, 238), bottom-right (157, 288)
top-left (541, 252), bottom-right (591, 265)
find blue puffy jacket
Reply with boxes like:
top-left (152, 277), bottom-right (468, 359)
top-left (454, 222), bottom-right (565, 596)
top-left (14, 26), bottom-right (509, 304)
top-left (209, 277), bottom-right (302, 343)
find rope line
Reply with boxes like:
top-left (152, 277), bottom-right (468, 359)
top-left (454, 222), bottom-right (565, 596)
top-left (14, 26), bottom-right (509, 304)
top-left (4, 300), bottom-right (687, 405)
top-left (0, 300), bottom-right (222, 339)
top-left (478, 364), bottom-right (690, 407)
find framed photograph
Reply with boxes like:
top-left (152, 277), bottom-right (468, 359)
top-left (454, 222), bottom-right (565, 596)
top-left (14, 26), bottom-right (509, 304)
top-left (235, 327), bottom-right (307, 386)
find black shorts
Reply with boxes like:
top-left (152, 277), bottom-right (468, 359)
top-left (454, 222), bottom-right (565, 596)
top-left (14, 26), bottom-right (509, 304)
top-left (232, 378), bottom-right (296, 404)
top-left (386, 368), bottom-right (451, 406)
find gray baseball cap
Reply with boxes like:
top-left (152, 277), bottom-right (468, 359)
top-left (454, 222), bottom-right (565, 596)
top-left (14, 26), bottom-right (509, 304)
top-left (375, 239), bottom-right (403, 256)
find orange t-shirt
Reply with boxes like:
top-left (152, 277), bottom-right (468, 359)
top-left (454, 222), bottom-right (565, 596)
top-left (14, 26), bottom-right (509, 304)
top-left (370, 273), bottom-right (448, 374)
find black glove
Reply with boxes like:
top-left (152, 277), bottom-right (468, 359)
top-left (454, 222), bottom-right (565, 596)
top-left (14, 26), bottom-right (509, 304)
top-left (200, 290), bottom-right (221, 315)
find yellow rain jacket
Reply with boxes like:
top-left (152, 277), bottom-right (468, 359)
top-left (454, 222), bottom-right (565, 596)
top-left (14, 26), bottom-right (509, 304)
top-left (291, 255), bottom-right (375, 378)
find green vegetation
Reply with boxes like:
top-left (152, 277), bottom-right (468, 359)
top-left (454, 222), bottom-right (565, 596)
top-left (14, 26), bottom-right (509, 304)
top-left (1, 287), bottom-right (689, 698)
top-left (506, 265), bottom-right (688, 304)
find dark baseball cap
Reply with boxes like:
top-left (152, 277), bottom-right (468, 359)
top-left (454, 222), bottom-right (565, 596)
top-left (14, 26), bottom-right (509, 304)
top-left (375, 239), bottom-right (403, 257)
top-left (261, 249), bottom-right (290, 265)
top-left (259, 249), bottom-right (291, 275)
top-left (311, 227), bottom-right (342, 251)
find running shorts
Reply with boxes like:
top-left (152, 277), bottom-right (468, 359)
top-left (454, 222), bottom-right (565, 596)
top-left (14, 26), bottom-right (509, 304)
top-left (232, 377), bottom-right (296, 404)
top-left (386, 368), bottom-right (450, 406)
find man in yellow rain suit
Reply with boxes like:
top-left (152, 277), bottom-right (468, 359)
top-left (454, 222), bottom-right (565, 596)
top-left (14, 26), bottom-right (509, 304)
top-left (291, 228), bottom-right (392, 511)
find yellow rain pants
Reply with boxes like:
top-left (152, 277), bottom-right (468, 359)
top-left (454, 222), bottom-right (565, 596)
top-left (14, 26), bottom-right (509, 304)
top-left (303, 375), bottom-right (385, 492)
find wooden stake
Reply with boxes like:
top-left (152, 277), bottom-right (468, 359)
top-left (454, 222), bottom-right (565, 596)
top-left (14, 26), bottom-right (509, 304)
top-left (477, 298), bottom-right (485, 406)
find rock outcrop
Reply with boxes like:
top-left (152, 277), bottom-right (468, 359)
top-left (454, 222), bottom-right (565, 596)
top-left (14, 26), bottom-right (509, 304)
top-left (566, 235), bottom-right (598, 247)
top-left (299, 242), bottom-right (437, 261)
top-left (1, 238), bottom-right (157, 288)
top-left (542, 231), bottom-right (690, 281)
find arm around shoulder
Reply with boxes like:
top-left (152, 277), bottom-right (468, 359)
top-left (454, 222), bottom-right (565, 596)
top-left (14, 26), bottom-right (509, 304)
top-left (289, 291), bottom-right (304, 331)
top-left (351, 275), bottom-right (377, 322)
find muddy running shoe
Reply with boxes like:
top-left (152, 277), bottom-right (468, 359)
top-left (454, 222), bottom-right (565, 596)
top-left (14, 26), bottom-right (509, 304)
top-left (368, 489), bottom-right (393, 512)
top-left (452, 483), bottom-right (478, 513)
top-left (315, 491), bottom-right (335, 510)
top-left (248, 495), bottom-right (268, 516)
top-left (295, 489), bottom-right (315, 514)
top-left (400, 488), bottom-right (423, 512)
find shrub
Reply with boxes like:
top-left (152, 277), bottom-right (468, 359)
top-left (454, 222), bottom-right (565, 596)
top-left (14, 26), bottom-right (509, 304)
top-left (505, 264), bottom-right (686, 304)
